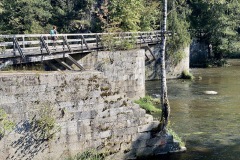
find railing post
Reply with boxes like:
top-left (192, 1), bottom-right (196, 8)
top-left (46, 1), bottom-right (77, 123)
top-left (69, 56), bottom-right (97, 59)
top-left (13, 36), bottom-right (16, 56)
top-left (13, 37), bottom-right (25, 60)
top-left (22, 36), bottom-right (25, 49)
top-left (62, 36), bottom-right (66, 50)
top-left (96, 34), bottom-right (98, 49)
top-left (81, 36), bottom-right (83, 52)
top-left (40, 36), bottom-right (43, 54)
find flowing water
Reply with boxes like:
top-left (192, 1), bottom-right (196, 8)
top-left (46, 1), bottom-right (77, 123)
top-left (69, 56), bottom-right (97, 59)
top-left (146, 59), bottom-right (240, 160)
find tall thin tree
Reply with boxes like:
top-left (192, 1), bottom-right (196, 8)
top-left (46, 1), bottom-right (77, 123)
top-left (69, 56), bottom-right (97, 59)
top-left (160, 0), bottom-right (170, 133)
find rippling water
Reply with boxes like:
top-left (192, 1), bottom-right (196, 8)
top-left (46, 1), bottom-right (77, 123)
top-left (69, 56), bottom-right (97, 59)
top-left (145, 59), bottom-right (240, 160)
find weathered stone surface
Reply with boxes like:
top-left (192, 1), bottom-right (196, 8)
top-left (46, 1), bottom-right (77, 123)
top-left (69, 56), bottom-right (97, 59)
top-left (0, 48), bottom-right (187, 159)
top-left (76, 49), bottom-right (145, 99)
top-left (0, 70), bottom-right (155, 160)
top-left (145, 45), bottom-right (190, 80)
top-left (138, 121), bottom-right (159, 133)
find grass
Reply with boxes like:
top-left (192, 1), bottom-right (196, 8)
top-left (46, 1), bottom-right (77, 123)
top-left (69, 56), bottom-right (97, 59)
top-left (134, 95), bottom-right (161, 114)
top-left (168, 128), bottom-right (185, 147)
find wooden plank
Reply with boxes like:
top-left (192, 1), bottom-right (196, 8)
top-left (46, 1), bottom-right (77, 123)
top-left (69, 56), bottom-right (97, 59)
top-left (66, 54), bottom-right (85, 70)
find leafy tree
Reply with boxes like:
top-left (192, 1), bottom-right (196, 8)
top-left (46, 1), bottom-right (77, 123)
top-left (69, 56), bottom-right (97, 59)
top-left (139, 0), bottom-right (160, 31)
top-left (189, 0), bottom-right (240, 59)
top-left (0, 0), bottom-right (52, 34)
top-left (167, 0), bottom-right (191, 64)
top-left (97, 0), bottom-right (161, 32)
top-left (50, 0), bottom-right (96, 33)
top-left (0, 2), bottom-right (3, 14)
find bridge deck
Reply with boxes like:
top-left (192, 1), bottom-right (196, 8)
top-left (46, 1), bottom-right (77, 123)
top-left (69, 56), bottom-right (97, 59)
top-left (0, 31), bottom-right (161, 70)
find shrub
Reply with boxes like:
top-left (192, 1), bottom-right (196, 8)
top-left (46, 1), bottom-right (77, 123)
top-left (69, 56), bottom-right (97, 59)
top-left (32, 105), bottom-right (61, 140)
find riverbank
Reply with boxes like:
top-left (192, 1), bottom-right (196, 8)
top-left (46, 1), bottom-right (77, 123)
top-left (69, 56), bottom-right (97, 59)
top-left (146, 58), bottom-right (240, 160)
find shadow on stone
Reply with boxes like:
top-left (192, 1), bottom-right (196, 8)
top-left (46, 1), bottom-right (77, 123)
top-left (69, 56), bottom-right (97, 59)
top-left (6, 117), bottom-right (50, 160)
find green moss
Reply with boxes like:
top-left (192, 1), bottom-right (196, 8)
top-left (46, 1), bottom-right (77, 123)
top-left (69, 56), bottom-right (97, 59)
top-left (121, 100), bottom-right (127, 107)
top-left (167, 128), bottom-right (185, 147)
top-left (88, 75), bottom-right (98, 82)
top-left (95, 84), bottom-right (100, 88)
top-left (117, 97), bottom-right (122, 101)
top-left (100, 86), bottom-right (110, 91)
top-left (180, 70), bottom-right (194, 80)
top-left (0, 109), bottom-right (15, 138)
top-left (134, 96), bottom-right (161, 114)
top-left (100, 91), bottom-right (111, 97)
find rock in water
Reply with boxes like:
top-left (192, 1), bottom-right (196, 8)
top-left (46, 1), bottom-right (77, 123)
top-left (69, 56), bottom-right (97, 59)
top-left (203, 91), bottom-right (218, 95)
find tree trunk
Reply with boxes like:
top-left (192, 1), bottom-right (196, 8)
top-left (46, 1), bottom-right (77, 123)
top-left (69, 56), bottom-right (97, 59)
top-left (160, 0), bottom-right (170, 133)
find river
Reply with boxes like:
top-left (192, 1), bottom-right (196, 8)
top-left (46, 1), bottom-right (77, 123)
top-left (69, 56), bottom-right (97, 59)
top-left (145, 59), bottom-right (240, 160)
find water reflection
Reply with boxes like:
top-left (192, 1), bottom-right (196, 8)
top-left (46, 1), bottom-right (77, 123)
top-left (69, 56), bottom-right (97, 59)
top-left (145, 60), bottom-right (240, 160)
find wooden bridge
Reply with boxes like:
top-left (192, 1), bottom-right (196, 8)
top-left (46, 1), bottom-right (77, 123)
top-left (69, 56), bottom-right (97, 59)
top-left (0, 31), bottom-right (161, 70)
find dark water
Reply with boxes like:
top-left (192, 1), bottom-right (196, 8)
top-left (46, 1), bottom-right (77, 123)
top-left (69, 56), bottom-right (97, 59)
top-left (146, 59), bottom-right (240, 160)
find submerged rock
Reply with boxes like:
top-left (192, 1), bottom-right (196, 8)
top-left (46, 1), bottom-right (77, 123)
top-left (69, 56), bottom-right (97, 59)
top-left (203, 91), bottom-right (218, 95)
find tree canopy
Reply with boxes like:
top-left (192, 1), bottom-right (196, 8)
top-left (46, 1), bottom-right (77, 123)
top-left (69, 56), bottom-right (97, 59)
top-left (1, 0), bottom-right (240, 57)
top-left (189, 0), bottom-right (240, 58)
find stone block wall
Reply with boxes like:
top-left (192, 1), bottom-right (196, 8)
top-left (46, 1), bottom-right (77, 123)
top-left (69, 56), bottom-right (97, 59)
top-left (0, 71), bottom-right (159, 160)
top-left (145, 45), bottom-right (190, 80)
top-left (73, 49), bottom-right (145, 99)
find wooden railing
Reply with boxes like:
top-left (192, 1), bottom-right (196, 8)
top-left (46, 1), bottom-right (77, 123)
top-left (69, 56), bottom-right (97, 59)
top-left (0, 31), bottom-right (161, 58)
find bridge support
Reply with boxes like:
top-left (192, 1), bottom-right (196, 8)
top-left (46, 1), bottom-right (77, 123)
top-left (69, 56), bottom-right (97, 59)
top-left (40, 36), bottom-right (84, 71)
top-left (13, 37), bottom-right (25, 61)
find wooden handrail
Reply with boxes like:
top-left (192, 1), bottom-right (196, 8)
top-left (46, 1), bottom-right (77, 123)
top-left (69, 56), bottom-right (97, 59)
top-left (0, 31), bottom-right (162, 57)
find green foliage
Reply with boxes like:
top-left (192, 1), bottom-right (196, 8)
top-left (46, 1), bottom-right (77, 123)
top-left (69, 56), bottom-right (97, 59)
top-left (0, 2), bottom-right (3, 14)
top-left (101, 33), bottom-right (137, 51)
top-left (119, 37), bottom-right (136, 50)
top-left (205, 58), bottom-right (228, 67)
top-left (32, 105), bottom-right (60, 140)
top-left (166, 0), bottom-right (191, 64)
top-left (97, 0), bottom-right (160, 33)
top-left (101, 33), bottom-right (118, 51)
top-left (181, 70), bottom-right (194, 80)
top-left (66, 150), bottom-right (105, 160)
top-left (0, 109), bottom-right (15, 138)
top-left (0, 0), bottom-right (52, 34)
top-left (189, 0), bottom-right (240, 59)
top-left (134, 96), bottom-right (161, 114)
top-left (51, 0), bottom-right (95, 33)
top-left (140, 1), bottom-right (160, 31)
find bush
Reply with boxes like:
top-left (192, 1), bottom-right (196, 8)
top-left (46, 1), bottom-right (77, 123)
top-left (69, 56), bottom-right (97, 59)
top-left (32, 105), bottom-right (61, 140)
